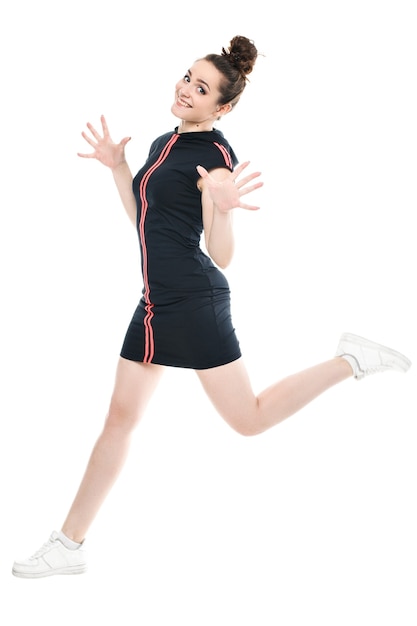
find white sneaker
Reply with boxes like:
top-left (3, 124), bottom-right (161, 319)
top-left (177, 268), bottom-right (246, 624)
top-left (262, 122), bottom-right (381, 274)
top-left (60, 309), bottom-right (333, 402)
top-left (336, 332), bottom-right (411, 380)
top-left (12, 532), bottom-right (87, 578)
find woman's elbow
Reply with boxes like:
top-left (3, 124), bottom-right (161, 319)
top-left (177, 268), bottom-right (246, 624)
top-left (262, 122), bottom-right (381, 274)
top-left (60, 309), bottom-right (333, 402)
top-left (217, 257), bottom-right (232, 269)
top-left (211, 254), bottom-right (233, 269)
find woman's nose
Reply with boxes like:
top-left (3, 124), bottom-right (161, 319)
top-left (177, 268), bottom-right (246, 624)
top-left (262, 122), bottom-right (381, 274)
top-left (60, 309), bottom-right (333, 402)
top-left (180, 84), bottom-right (190, 97)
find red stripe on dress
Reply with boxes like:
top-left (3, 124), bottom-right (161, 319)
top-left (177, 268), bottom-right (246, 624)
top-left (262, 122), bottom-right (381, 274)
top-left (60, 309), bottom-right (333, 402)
top-left (138, 133), bottom-right (179, 362)
top-left (213, 142), bottom-right (233, 168)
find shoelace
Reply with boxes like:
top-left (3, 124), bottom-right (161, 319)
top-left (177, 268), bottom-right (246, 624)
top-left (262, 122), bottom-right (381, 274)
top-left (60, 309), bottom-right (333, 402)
top-left (364, 364), bottom-right (391, 375)
top-left (29, 536), bottom-right (56, 560)
top-left (362, 357), bottom-right (399, 376)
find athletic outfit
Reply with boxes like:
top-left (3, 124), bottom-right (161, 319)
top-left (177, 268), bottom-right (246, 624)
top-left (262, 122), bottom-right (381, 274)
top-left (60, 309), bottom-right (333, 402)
top-left (120, 127), bottom-right (242, 369)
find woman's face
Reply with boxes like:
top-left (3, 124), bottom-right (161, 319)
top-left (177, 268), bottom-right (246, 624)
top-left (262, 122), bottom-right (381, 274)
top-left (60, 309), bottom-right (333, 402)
top-left (171, 59), bottom-right (230, 131)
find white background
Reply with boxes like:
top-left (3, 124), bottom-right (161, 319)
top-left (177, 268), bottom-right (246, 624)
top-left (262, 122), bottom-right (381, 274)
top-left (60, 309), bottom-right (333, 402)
top-left (1, 1), bottom-right (416, 624)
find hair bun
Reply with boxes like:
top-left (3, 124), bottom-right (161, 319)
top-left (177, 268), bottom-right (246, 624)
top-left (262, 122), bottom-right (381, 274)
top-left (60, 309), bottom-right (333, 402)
top-left (221, 35), bottom-right (258, 77)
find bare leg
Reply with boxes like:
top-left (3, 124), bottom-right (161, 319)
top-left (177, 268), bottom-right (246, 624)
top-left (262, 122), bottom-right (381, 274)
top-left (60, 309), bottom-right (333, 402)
top-left (61, 358), bottom-right (164, 543)
top-left (196, 357), bottom-right (352, 436)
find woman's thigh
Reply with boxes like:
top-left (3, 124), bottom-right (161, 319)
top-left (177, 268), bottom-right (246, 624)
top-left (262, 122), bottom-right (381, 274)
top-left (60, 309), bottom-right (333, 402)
top-left (107, 357), bottom-right (165, 429)
top-left (195, 358), bottom-right (258, 433)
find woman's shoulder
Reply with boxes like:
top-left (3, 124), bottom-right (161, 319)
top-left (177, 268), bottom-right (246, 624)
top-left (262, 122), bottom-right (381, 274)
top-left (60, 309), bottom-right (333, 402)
top-left (209, 129), bottom-right (238, 168)
top-left (185, 129), bottom-right (238, 165)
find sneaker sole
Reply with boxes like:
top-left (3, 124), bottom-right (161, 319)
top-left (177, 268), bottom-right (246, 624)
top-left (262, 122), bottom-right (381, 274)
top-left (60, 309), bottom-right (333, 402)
top-left (339, 333), bottom-right (412, 372)
top-left (12, 564), bottom-right (87, 579)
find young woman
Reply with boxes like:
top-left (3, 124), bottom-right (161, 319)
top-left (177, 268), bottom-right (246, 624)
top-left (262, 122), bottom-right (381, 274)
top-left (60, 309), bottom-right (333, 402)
top-left (12, 35), bottom-right (411, 578)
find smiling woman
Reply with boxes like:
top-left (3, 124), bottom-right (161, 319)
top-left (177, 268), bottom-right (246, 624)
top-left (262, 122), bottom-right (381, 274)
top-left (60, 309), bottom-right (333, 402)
top-left (172, 35), bottom-right (257, 133)
top-left (11, 34), bottom-right (411, 579)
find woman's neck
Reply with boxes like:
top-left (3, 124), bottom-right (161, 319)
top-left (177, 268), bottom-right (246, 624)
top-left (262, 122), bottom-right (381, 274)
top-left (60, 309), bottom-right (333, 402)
top-left (177, 120), bottom-right (214, 134)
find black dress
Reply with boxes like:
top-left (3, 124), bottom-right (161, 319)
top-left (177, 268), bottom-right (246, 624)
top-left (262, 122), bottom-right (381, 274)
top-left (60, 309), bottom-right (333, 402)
top-left (120, 128), bottom-right (242, 369)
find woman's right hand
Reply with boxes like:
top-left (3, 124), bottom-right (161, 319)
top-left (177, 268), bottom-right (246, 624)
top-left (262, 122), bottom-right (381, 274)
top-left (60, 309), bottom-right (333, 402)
top-left (77, 115), bottom-right (131, 170)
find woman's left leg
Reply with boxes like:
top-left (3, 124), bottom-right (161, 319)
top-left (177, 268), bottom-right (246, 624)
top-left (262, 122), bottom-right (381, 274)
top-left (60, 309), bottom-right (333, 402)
top-left (195, 357), bottom-right (352, 436)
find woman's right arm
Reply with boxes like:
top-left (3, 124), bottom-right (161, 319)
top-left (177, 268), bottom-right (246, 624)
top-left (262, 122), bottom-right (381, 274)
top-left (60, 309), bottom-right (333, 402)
top-left (78, 115), bottom-right (137, 226)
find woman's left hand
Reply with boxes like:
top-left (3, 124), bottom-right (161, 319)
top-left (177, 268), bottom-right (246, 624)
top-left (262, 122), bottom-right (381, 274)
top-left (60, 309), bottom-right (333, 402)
top-left (196, 161), bottom-right (263, 213)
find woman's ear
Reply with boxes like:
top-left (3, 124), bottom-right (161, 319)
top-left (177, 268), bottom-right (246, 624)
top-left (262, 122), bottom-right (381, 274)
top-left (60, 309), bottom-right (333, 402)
top-left (216, 102), bottom-right (233, 117)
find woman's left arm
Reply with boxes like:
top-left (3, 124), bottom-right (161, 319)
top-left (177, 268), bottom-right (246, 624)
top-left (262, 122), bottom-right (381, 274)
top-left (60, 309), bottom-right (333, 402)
top-left (197, 162), bottom-right (263, 269)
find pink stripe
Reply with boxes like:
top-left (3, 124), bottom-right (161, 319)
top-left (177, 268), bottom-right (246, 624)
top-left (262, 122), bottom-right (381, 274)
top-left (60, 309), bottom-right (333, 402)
top-left (213, 141), bottom-right (233, 168)
top-left (139, 133), bottom-right (179, 362)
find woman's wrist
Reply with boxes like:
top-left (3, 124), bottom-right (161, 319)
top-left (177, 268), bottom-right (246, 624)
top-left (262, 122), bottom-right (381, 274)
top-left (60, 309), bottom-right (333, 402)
top-left (111, 159), bottom-right (128, 173)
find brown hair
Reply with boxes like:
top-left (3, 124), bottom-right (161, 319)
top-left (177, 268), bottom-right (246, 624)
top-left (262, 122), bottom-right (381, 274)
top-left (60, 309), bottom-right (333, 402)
top-left (202, 35), bottom-right (258, 108)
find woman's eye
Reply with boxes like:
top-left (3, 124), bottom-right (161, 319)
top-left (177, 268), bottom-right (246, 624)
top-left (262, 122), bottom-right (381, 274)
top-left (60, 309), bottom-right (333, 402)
top-left (182, 74), bottom-right (205, 94)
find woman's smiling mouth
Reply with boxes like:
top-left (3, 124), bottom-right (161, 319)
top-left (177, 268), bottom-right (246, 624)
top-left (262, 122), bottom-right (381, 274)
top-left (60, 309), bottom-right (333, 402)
top-left (176, 95), bottom-right (192, 108)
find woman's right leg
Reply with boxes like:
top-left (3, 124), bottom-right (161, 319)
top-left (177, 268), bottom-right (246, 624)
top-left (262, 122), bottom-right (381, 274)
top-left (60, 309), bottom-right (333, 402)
top-left (61, 357), bottom-right (164, 543)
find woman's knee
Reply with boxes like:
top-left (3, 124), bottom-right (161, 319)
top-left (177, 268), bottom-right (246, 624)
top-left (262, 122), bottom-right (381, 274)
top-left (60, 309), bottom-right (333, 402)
top-left (104, 359), bottom-right (163, 433)
top-left (104, 399), bottom-right (141, 433)
top-left (222, 412), bottom-right (264, 437)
